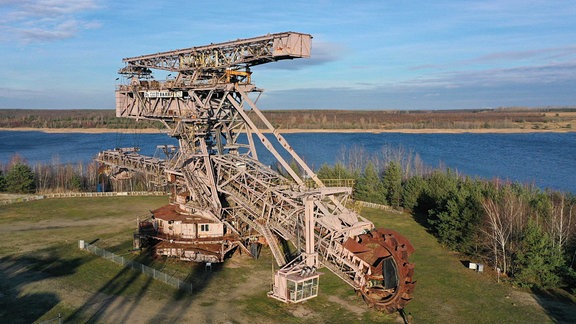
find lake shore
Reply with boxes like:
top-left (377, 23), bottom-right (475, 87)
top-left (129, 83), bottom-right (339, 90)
top-left (1, 127), bottom-right (575, 134)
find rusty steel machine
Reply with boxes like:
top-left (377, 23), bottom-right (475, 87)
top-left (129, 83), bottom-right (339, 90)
top-left (97, 32), bottom-right (415, 312)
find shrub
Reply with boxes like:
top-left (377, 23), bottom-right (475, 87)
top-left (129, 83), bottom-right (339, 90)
top-left (0, 170), bottom-right (6, 191)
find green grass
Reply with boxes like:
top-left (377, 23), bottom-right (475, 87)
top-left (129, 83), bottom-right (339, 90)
top-left (1, 197), bottom-right (574, 323)
top-left (0, 196), bottom-right (159, 224)
top-left (364, 208), bottom-right (572, 323)
top-left (0, 196), bottom-right (169, 323)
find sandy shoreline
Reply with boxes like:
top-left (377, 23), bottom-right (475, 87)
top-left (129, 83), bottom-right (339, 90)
top-left (1, 127), bottom-right (574, 134)
top-left (0, 127), bottom-right (164, 134)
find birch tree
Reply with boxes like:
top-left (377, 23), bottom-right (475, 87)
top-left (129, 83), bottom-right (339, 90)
top-left (482, 186), bottom-right (527, 274)
top-left (548, 192), bottom-right (575, 250)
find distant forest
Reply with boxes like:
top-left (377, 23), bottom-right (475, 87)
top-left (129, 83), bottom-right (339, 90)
top-left (0, 109), bottom-right (161, 129)
top-left (1, 107), bottom-right (575, 131)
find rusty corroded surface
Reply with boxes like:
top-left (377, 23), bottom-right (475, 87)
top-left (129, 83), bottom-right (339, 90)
top-left (346, 228), bottom-right (416, 312)
top-left (98, 32), bottom-right (415, 314)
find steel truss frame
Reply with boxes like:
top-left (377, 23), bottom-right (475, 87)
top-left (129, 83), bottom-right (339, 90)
top-left (98, 32), bottom-right (414, 312)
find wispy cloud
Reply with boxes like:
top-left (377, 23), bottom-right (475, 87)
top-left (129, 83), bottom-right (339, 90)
top-left (399, 60), bottom-right (576, 92)
top-left (1, 0), bottom-right (574, 110)
top-left (1, 0), bottom-right (101, 42)
top-left (257, 40), bottom-right (346, 70)
top-left (258, 60), bottom-right (576, 110)
top-left (409, 45), bottom-right (576, 74)
top-left (467, 46), bottom-right (576, 64)
top-left (447, 0), bottom-right (573, 28)
top-left (463, 62), bottom-right (576, 85)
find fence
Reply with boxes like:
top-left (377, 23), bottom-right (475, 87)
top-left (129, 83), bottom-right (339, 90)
top-left (38, 313), bottom-right (63, 324)
top-left (0, 194), bottom-right (46, 205)
top-left (355, 200), bottom-right (404, 214)
top-left (79, 240), bottom-right (193, 293)
top-left (0, 191), bottom-right (167, 206)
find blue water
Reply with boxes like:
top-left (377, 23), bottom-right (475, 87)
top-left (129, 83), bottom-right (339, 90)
top-left (0, 131), bottom-right (177, 165)
top-left (1, 131), bottom-right (575, 194)
top-left (278, 132), bottom-right (576, 194)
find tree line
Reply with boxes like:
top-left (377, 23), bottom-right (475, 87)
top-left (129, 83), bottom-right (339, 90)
top-left (2, 147), bottom-right (575, 293)
top-left (311, 146), bottom-right (576, 292)
top-left (0, 109), bottom-right (161, 129)
top-left (0, 155), bottom-right (154, 195)
top-left (2, 108), bottom-right (575, 131)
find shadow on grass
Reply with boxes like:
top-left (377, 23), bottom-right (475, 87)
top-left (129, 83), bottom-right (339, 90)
top-left (531, 287), bottom-right (576, 323)
top-left (66, 244), bottom-right (157, 323)
top-left (410, 210), bottom-right (432, 233)
top-left (0, 252), bottom-right (83, 324)
top-left (67, 242), bottom-right (225, 323)
top-left (149, 259), bottom-right (225, 322)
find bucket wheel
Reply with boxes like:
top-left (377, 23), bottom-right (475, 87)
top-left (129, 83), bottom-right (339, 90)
top-left (345, 228), bottom-right (416, 313)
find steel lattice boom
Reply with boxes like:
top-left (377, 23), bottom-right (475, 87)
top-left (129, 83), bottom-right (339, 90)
top-left (120, 32), bottom-right (311, 73)
top-left (97, 32), bottom-right (415, 313)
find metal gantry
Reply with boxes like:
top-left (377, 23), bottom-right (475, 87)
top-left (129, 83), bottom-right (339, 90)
top-left (97, 32), bottom-right (415, 312)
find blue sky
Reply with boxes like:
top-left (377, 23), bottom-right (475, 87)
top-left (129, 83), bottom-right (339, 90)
top-left (1, 0), bottom-right (575, 110)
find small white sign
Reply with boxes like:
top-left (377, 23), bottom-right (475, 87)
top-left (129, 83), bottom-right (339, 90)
top-left (144, 91), bottom-right (183, 98)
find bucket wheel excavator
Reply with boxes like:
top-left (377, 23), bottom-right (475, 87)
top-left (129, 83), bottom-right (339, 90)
top-left (97, 32), bottom-right (415, 313)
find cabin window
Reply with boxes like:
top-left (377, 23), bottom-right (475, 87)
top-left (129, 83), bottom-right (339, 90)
top-left (200, 224), bottom-right (209, 232)
top-left (288, 276), bottom-right (319, 302)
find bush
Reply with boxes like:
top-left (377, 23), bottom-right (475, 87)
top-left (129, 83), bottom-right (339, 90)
top-left (0, 170), bottom-right (6, 191)
top-left (418, 171), bottom-right (484, 252)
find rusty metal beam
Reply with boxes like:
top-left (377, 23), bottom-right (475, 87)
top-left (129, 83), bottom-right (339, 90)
top-left (120, 32), bottom-right (311, 73)
top-left (99, 32), bottom-right (415, 313)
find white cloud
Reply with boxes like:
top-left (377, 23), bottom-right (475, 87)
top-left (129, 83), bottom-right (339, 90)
top-left (256, 59), bottom-right (576, 110)
top-left (255, 40), bottom-right (346, 71)
top-left (1, 0), bottom-right (101, 42)
top-left (437, 62), bottom-right (576, 88)
top-left (22, 0), bottom-right (99, 15)
top-left (466, 46), bottom-right (576, 65)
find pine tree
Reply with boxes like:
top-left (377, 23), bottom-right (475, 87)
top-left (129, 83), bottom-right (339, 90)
top-left (401, 175), bottom-right (426, 211)
top-left (316, 162), bottom-right (354, 180)
top-left (316, 164), bottom-right (334, 179)
top-left (6, 163), bottom-right (36, 194)
top-left (513, 221), bottom-right (564, 288)
top-left (354, 162), bottom-right (386, 204)
top-left (382, 161), bottom-right (402, 207)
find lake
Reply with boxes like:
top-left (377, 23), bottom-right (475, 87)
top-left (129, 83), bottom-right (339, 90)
top-left (1, 130), bottom-right (575, 194)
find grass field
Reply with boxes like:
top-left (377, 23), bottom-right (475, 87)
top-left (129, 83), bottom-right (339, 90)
top-left (1, 196), bottom-right (574, 323)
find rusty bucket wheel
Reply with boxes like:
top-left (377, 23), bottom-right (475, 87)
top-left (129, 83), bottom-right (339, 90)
top-left (356, 228), bottom-right (416, 313)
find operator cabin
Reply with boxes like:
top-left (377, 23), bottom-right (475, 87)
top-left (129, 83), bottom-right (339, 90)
top-left (155, 205), bottom-right (223, 239)
top-left (149, 204), bottom-right (225, 261)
